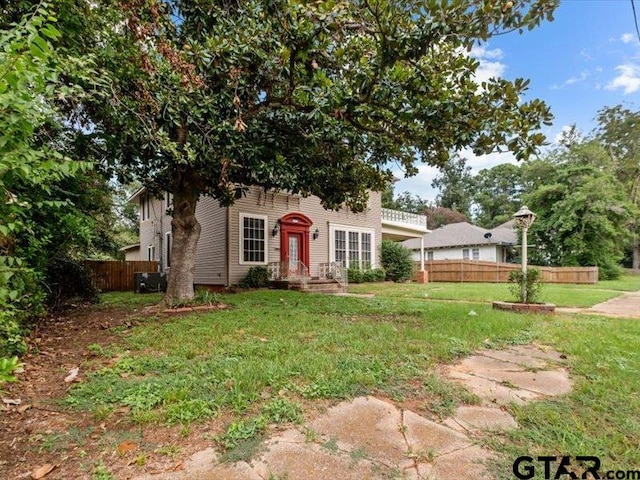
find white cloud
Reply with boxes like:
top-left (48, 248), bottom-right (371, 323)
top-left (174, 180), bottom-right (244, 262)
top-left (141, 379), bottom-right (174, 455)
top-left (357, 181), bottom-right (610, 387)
top-left (621, 33), bottom-right (635, 44)
top-left (565, 70), bottom-right (590, 85)
top-left (469, 45), bottom-right (506, 84)
top-left (470, 45), bottom-right (504, 60)
top-left (606, 64), bottom-right (640, 94)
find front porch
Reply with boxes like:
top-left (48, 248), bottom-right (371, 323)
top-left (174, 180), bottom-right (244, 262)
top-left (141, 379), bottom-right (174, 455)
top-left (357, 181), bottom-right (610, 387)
top-left (381, 208), bottom-right (429, 282)
top-left (267, 261), bottom-right (348, 294)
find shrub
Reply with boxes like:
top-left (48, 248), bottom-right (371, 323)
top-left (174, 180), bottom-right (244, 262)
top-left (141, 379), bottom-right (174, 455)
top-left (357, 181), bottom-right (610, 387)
top-left (347, 267), bottom-right (385, 283)
top-left (508, 268), bottom-right (543, 304)
top-left (347, 268), bottom-right (362, 283)
top-left (44, 257), bottom-right (100, 310)
top-left (239, 266), bottom-right (270, 289)
top-left (380, 241), bottom-right (414, 282)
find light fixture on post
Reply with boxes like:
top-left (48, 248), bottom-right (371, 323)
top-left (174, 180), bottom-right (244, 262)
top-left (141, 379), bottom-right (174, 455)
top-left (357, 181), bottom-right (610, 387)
top-left (513, 205), bottom-right (536, 301)
top-left (313, 228), bottom-right (319, 240)
top-left (271, 222), bottom-right (279, 237)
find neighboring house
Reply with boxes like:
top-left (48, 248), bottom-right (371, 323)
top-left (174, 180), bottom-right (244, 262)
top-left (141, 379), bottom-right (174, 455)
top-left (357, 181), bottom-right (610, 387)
top-left (130, 186), bottom-right (428, 288)
top-left (403, 221), bottom-right (517, 263)
top-left (119, 243), bottom-right (141, 261)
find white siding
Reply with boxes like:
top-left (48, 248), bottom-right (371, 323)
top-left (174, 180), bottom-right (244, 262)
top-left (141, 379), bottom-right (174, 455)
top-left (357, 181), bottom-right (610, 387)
top-left (227, 187), bottom-right (382, 285)
top-left (138, 194), bottom-right (171, 270)
top-left (412, 245), bottom-right (501, 262)
top-left (138, 187), bottom-right (382, 286)
top-left (194, 197), bottom-right (227, 285)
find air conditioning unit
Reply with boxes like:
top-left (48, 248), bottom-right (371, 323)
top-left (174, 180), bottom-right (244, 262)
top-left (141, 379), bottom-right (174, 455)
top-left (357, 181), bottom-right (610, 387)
top-left (134, 272), bottom-right (167, 293)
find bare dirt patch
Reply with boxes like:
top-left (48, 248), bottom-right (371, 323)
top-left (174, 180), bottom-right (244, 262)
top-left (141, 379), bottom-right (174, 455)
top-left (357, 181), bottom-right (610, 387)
top-left (0, 305), bottom-right (227, 480)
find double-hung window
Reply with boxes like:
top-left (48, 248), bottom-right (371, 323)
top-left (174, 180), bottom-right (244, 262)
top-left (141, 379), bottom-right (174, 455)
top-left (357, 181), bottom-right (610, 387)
top-left (329, 224), bottom-right (375, 269)
top-left (240, 213), bottom-right (268, 265)
top-left (472, 248), bottom-right (480, 260)
top-left (462, 248), bottom-right (470, 260)
top-left (140, 195), bottom-right (151, 221)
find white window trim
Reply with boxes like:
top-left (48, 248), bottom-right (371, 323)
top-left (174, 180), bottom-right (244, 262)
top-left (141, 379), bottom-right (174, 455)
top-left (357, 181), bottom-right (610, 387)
top-left (462, 248), bottom-right (470, 260)
top-left (239, 213), bottom-right (269, 265)
top-left (141, 196), bottom-right (147, 221)
top-left (165, 232), bottom-right (172, 269)
top-left (427, 251), bottom-right (434, 261)
top-left (328, 223), bottom-right (375, 268)
top-left (472, 248), bottom-right (480, 260)
top-left (165, 192), bottom-right (173, 212)
top-left (147, 244), bottom-right (155, 261)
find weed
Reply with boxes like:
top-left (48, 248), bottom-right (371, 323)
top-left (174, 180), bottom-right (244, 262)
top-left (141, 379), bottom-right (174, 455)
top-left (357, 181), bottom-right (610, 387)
top-left (216, 416), bottom-right (268, 450)
top-left (165, 399), bottom-right (214, 425)
top-left (322, 437), bottom-right (339, 454)
top-left (262, 398), bottom-right (303, 424)
top-left (302, 426), bottom-right (318, 443)
top-left (156, 444), bottom-right (181, 459)
top-left (92, 462), bottom-right (114, 480)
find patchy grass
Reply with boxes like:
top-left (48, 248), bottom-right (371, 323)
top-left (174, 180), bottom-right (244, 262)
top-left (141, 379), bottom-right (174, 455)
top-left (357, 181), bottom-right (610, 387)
top-left (487, 313), bottom-right (640, 475)
top-left (97, 291), bottom-right (163, 309)
top-left (64, 284), bottom-right (640, 477)
top-left (67, 290), bottom-right (539, 427)
top-left (348, 275), bottom-right (640, 307)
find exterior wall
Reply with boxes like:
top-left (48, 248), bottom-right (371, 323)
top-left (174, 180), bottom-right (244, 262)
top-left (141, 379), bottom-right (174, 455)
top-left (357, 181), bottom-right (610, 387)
top-left (138, 194), bottom-right (171, 269)
top-left (194, 197), bottom-right (227, 285)
top-left (123, 248), bottom-right (141, 261)
top-left (227, 187), bottom-right (382, 285)
top-left (137, 187), bottom-right (382, 286)
top-left (412, 245), bottom-right (501, 262)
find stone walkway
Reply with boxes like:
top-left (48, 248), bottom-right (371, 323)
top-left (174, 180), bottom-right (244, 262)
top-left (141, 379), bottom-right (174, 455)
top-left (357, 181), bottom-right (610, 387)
top-left (134, 344), bottom-right (572, 480)
top-left (558, 290), bottom-right (640, 318)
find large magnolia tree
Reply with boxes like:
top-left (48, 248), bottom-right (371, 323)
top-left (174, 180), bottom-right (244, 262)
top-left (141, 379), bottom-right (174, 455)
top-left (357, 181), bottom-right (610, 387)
top-left (51, 0), bottom-right (558, 302)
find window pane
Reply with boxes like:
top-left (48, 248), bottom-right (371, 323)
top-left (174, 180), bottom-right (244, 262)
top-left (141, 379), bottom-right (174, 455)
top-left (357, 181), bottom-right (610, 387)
top-left (335, 230), bottom-right (346, 266)
top-left (349, 231), bottom-right (359, 268)
top-left (242, 216), bottom-right (266, 263)
top-left (361, 233), bottom-right (371, 268)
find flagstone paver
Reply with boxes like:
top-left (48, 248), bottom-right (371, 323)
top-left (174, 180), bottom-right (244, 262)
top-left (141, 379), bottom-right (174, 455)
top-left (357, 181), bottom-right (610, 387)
top-left (133, 344), bottom-right (573, 480)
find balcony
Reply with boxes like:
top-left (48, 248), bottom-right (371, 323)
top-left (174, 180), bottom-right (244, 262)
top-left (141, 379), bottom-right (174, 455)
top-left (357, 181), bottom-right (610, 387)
top-left (381, 208), bottom-right (428, 241)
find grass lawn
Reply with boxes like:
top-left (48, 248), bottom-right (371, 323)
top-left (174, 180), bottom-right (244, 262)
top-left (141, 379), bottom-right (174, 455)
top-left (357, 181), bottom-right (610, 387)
top-left (64, 281), bottom-right (640, 476)
top-left (348, 274), bottom-right (640, 307)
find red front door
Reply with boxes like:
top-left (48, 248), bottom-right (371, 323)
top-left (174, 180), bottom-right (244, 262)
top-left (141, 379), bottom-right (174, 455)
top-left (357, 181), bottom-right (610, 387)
top-left (279, 213), bottom-right (312, 270)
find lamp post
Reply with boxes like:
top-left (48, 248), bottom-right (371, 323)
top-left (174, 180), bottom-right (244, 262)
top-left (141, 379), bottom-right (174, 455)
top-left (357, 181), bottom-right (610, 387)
top-left (513, 206), bottom-right (536, 302)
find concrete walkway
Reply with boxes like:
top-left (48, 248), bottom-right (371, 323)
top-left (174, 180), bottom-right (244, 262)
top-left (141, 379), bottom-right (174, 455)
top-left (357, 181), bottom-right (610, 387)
top-left (558, 290), bottom-right (640, 318)
top-left (134, 344), bottom-right (572, 480)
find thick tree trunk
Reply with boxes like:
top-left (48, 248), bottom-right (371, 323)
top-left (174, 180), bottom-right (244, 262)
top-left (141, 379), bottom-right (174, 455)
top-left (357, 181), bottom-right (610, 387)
top-left (163, 169), bottom-right (202, 305)
top-left (633, 240), bottom-right (640, 271)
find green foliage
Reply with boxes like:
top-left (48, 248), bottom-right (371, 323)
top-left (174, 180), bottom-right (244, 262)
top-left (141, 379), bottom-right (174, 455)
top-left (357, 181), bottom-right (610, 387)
top-left (239, 266), bottom-right (270, 289)
top-left (380, 241), bottom-right (414, 282)
top-left (523, 142), bottom-right (632, 277)
top-left (472, 163), bottom-right (523, 228)
top-left (347, 268), bottom-right (385, 283)
top-left (0, 356), bottom-right (21, 385)
top-left (49, 0), bottom-right (557, 302)
top-left (261, 398), bottom-right (303, 424)
top-left (0, 3), bottom-right (112, 354)
top-left (44, 257), bottom-right (100, 309)
top-left (432, 153), bottom-right (474, 217)
top-left (508, 268), bottom-right (543, 304)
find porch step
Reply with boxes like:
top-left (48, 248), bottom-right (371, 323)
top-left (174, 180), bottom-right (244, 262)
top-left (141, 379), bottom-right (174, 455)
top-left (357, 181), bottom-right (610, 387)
top-left (271, 279), bottom-right (346, 295)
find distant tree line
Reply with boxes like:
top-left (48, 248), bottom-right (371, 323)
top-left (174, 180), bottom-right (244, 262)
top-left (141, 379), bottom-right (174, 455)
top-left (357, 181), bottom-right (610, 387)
top-left (384, 105), bottom-right (640, 278)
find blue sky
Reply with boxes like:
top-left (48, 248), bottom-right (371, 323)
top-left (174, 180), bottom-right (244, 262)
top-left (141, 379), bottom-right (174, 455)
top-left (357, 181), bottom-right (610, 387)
top-left (394, 0), bottom-right (640, 201)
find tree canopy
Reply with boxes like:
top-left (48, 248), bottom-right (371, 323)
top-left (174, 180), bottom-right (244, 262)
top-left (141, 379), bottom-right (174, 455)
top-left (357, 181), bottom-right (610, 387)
top-left (6, 0), bottom-right (559, 301)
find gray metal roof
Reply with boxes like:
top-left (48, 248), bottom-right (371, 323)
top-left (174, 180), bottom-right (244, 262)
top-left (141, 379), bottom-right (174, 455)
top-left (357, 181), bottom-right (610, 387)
top-left (402, 221), bottom-right (517, 250)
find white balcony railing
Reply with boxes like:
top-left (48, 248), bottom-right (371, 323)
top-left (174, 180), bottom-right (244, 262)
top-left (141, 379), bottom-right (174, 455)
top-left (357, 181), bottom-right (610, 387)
top-left (381, 208), bottom-right (427, 228)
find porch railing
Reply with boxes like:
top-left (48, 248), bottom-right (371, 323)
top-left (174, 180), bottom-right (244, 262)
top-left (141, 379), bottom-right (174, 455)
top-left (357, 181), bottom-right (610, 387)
top-left (267, 261), bottom-right (309, 288)
top-left (381, 207), bottom-right (428, 228)
top-left (318, 262), bottom-right (348, 290)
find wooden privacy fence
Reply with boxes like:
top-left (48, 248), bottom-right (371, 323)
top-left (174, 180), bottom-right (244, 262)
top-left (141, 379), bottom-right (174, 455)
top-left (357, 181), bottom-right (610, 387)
top-left (85, 260), bottom-right (159, 292)
top-left (414, 260), bottom-right (598, 284)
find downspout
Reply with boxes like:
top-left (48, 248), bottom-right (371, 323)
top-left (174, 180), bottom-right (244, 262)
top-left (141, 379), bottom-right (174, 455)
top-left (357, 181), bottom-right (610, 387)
top-left (226, 206), bottom-right (231, 287)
